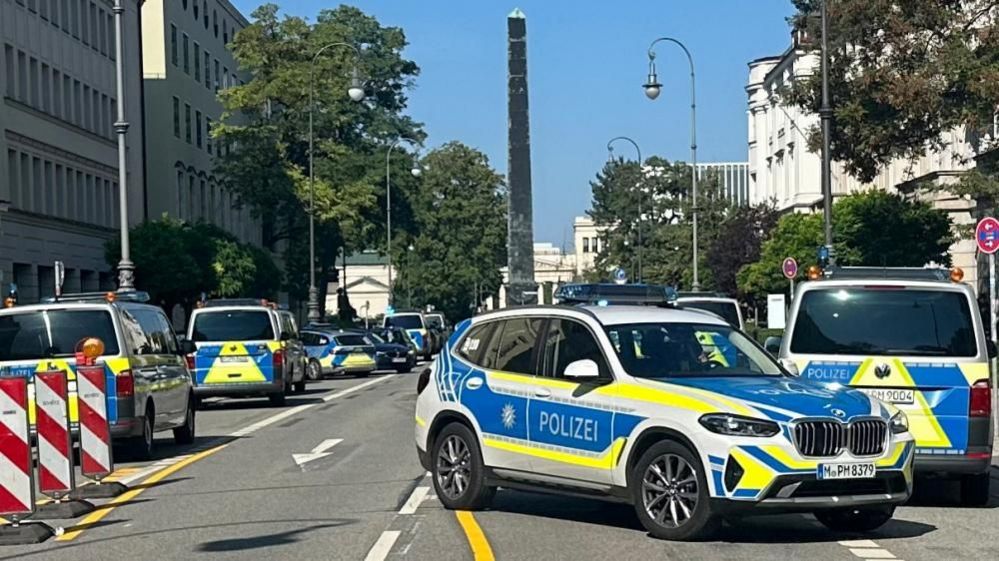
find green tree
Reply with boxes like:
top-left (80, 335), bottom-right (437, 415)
top-left (738, 212), bottom-right (825, 300)
top-left (393, 142), bottom-right (507, 321)
top-left (786, 1), bottom-right (999, 183)
top-left (707, 203), bottom-right (780, 298)
top-left (215, 4), bottom-right (423, 306)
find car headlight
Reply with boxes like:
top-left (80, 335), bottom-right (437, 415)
top-left (889, 411), bottom-right (908, 434)
top-left (699, 414), bottom-right (780, 437)
top-left (376, 351), bottom-right (386, 357)
top-left (408, 349), bottom-right (415, 355)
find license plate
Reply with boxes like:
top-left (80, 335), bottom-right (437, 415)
top-left (392, 357), bottom-right (408, 363)
top-left (220, 356), bottom-right (248, 363)
top-left (817, 462), bottom-right (876, 480)
top-left (860, 388), bottom-right (915, 405)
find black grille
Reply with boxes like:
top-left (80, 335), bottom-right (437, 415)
top-left (793, 420), bottom-right (887, 458)
top-left (763, 472), bottom-right (907, 500)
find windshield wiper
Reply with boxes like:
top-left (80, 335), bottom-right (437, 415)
top-left (886, 346), bottom-right (948, 356)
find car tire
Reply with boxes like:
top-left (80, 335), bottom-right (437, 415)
top-left (125, 404), bottom-right (155, 461)
top-left (269, 377), bottom-right (287, 406)
top-left (432, 423), bottom-right (495, 511)
top-left (173, 395), bottom-right (196, 445)
top-left (395, 366), bottom-right (409, 374)
top-left (356, 370), bottom-right (370, 378)
top-left (631, 440), bottom-right (718, 541)
top-left (814, 505), bottom-right (895, 532)
top-left (960, 473), bottom-right (991, 506)
top-left (306, 359), bottom-right (322, 381)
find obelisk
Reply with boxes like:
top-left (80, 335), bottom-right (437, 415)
top-left (506, 8), bottom-right (537, 306)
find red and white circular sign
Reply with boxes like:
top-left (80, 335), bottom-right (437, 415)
top-left (976, 217), bottom-right (999, 255)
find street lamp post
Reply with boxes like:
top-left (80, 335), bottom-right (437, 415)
top-left (819, 1), bottom-right (835, 258)
top-left (643, 37), bottom-right (699, 291)
top-left (607, 136), bottom-right (643, 283)
top-left (112, 0), bottom-right (134, 292)
top-left (307, 43), bottom-right (366, 323)
top-left (385, 138), bottom-right (422, 306)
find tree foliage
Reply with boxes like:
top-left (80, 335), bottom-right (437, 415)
top-left (707, 203), bottom-right (780, 300)
top-left (786, 1), bottom-right (999, 183)
top-left (738, 191), bottom-right (953, 299)
top-left (392, 142), bottom-right (507, 321)
top-left (216, 4), bottom-right (423, 304)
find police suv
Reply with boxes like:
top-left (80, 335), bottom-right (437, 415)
top-left (415, 285), bottom-right (914, 540)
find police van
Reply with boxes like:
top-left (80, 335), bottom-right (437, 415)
top-left (415, 286), bottom-right (914, 540)
top-left (0, 291), bottom-right (196, 460)
top-left (187, 299), bottom-right (307, 406)
top-left (385, 311), bottom-right (432, 361)
top-left (777, 266), bottom-right (994, 505)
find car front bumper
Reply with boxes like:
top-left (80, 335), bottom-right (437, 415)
top-left (713, 471), bottom-right (912, 514)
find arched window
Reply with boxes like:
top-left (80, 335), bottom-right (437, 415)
top-left (181, 0), bottom-right (188, 10)
top-left (193, 1), bottom-right (199, 20)
top-left (213, 10), bottom-right (218, 37)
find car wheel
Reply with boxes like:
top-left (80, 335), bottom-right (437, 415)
top-left (355, 370), bottom-right (370, 378)
top-left (631, 440), bottom-right (718, 541)
top-left (173, 395), bottom-right (196, 445)
top-left (306, 360), bottom-right (322, 381)
top-left (125, 404), bottom-right (155, 461)
top-left (814, 505), bottom-right (895, 532)
top-left (395, 366), bottom-right (409, 374)
top-left (432, 423), bottom-right (495, 510)
top-left (960, 473), bottom-right (991, 506)
top-left (269, 377), bottom-right (287, 406)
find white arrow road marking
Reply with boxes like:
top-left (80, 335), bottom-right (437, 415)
top-left (293, 438), bottom-right (344, 467)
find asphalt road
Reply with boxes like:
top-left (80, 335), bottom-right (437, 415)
top-left (3, 368), bottom-right (998, 560)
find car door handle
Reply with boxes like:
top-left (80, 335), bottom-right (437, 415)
top-left (465, 377), bottom-right (483, 390)
top-left (534, 388), bottom-right (552, 399)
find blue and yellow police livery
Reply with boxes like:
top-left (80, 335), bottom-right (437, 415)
top-left (415, 305), bottom-right (913, 541)
top-left (385, 312), bottom-right (431, 360)
top-left (780, 269), bottom-right (994, 506)
top-left (301, 330), bottom-right (376, 378)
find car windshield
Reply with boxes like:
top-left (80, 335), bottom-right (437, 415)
top-left (386, 315), bottom-right (423, 330)
top-left (789, 288), bottom-right (977, 357)
top-left (604, 322), bottom-right (782, 378)
top-left (426, 315), bottom-right (443, 329)
top-left (0, 309), bottom-right (120, 361)
top-left (191, 310), bottom-right (274, 342)
top-left (679, 300), bottom-right (740, 327)
top-left (335, 334), bottom-right (368, 347)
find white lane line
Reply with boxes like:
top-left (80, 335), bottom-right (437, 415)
top-left (322, 376), bottom-right (391, 402)
top-left (364, 531), bottom-right (401, 561)
top-left (848, 548), bottom-right (896, 559)
top-left (839, 540), bottom-right (880, 548)
top-left (399, 485), bottom-right (430, 515)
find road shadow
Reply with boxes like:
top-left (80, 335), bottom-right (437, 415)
top-left (195, 523), bottom-right (349, 552)
top-left (903, 472), bottom-right (999, 509)
top-left (489, 489), bottom-right (936, 544)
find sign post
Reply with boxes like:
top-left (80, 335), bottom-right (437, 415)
top-left (782, 257), bottom-right (798, 299)
top-left (0, 376), bottom-right (54, 544)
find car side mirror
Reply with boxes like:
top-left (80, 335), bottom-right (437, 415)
top-left (563, 359), bottom-right (600, 380)
top-left (179, 339), bottom-right (197, 355)
top-left (988, 340), bottom-right (997, 359)
top-left (764, 336), bottom-right (782, 355)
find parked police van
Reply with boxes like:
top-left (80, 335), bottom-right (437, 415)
top-left (0, 291), bottom-right (196, 460)
top-left (776, 266), bottom-right (994, 506)
top-left (187, 299), bottom-right (307, 406)
top-left (415, 285), bottom-right (914, 540)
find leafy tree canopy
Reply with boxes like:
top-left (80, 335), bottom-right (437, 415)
top-left (707, 203), bottom-right (780, 301)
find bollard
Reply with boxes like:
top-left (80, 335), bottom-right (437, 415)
top-left (71, 364), bottom-right (126, 499)
top-left (33, 371), bottom-right (93, 519)
top-left (0, 376), bottom-right (54, 545)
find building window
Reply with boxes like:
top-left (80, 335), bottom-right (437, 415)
top-left (53, 70), bottom-right (62, 118)
top-left (193, 42), bottom-right (201, 81)
top-left (89, 2), bottom-right (98, 52)
top-left (98, 7), bottom-right (107, 55)
top-left (213, 9), bottom-right (218, 37)
top-left (206, 117), bottom-right (213, 154)
top-left (71, 0), bottom-right (80, 38)
top-left (184, 103), bottom-right (191, 143)
top-left (182, 33), bottom-right (190, 74)
top-left (170, 24), bottom-right (178, 66)
top-left (106, 12), bottom-right (114, 60)
top-left (62, 75), bottom-right (71, 120)
top-left (193, 0), bottom-right (198, 20)
top-left (203, 51), bottom-right (211, 88)
top-left (582, 237), bottom-right (590, 253)
top-left (181, 0), bottom-right (187, 10)
top-left (4, 45), bottom-right (15, 99)
top-left (195, 110), bottom-right (202, 148)
top-left (222, 66), bottom-right (228, 89)
top-left (39, 0), bottom-right (48, 20)
top-left (16, 51), bottom-right (27, 102)
top-left (29, 57), bottom-right (39, 108)
top-left (223, 19), bottom-right (228, 43)
top-left (172, 97), bottom-right (180, 137)
top-left (213, 59), bottom-right (219, 91)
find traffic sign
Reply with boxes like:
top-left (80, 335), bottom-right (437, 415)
top-left (782, 257), bottom-right (798, 280)
top-left (976, 217), bottom-right (999, 254)
top-left (612, 268), bottom-right (628, 285)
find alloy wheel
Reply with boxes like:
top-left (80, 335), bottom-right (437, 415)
top-left (642, 453), bottom-right (699, 528)
top-left (436, 434), bottom-right (472, 500)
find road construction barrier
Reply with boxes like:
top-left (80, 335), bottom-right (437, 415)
top-left (34, 370), bottom-right (74, 499)
top-left (0, 376), bottom-right (34, 521)
top-left (77, 364), bottom-right (114, 481)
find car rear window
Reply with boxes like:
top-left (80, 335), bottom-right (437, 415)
top-left (679, 300), bottom-right (741, 327)
top-left (386, 315), bottom-right (423, 330)
top-left (334, 334), bottom-right (368, 347)
top-left (191, 310), bottom-right (274, 342)
top-left (790, 288), bottom-right (978, 357)
top-left (0, 309), bottom-right (120, 361)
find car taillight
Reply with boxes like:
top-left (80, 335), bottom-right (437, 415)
top-left (117, 370), bottom-right (134, 398)
top-left (970, 379), bottom-right (991, 417)
top-left (185, 354), bottom-right (195, 370)
top-left (272, 349), bottom-right (284, 371)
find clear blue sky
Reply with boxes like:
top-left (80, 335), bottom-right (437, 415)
top-left (231, 1), bottom-right (796, 246)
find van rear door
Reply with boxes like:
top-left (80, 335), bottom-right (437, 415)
top-left (787, 285), bottom-right (986, 455)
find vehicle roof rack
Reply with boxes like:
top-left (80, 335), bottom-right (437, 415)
top-left (42, 291), bottom-right (150, 304)
top-left (201, 298), bottom-right (287, 309)
top-left (821, 266), bottom-right (953, 282)
top-left (554, 283), bottom-right (678, 306)
top-left (675, 291), bottom-right (730, 299)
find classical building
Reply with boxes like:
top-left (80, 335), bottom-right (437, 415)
top-left (495, 242), bottom-right (577, 308)
top-left (140, 0), bottom-right (259, 244)
top-left (325, 251), bottom-right (395, 322)
top-left (1, 0), bottom-right (145, 302)
top-left (747, 31), bottom-right (978, 283)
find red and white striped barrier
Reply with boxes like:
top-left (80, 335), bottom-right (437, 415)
top-left (34, 371), bottom-right (74, 499)
top-left (77, 365), bottom-right (114, 480)
top-left (0, 376), bottom-right (34, 521)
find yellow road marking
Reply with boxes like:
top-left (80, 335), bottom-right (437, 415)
top-left (57, 444), bottom-right (227, 541)
top-left (455, 511), bottom-right (494, 561)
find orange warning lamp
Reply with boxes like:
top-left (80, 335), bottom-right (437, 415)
top-left (950, 267), bottom-right (964, 283)
top-left (807, 265), bottom-right (823, 280)
top-left (3, 297), bottom-right (14, 308)
top-left (82, 338), bottom-right (105, 359)
top-left (104, 291), bottom-right (117, 303)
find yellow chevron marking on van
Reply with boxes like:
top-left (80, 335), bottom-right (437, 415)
top-left (483, 437), bottom-right (626, 470)
top-left (959, 362), bottom-right (990, 386)
top-left (889, 359), bottom-right (951, 448)
top-left (204, 343), bottom-right (267, 384)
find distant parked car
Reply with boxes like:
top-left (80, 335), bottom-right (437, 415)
top-left (362, 330), bottom-right (417, 373)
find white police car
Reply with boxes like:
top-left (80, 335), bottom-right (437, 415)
top-left (414, 303), bottom-right (914, 540)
